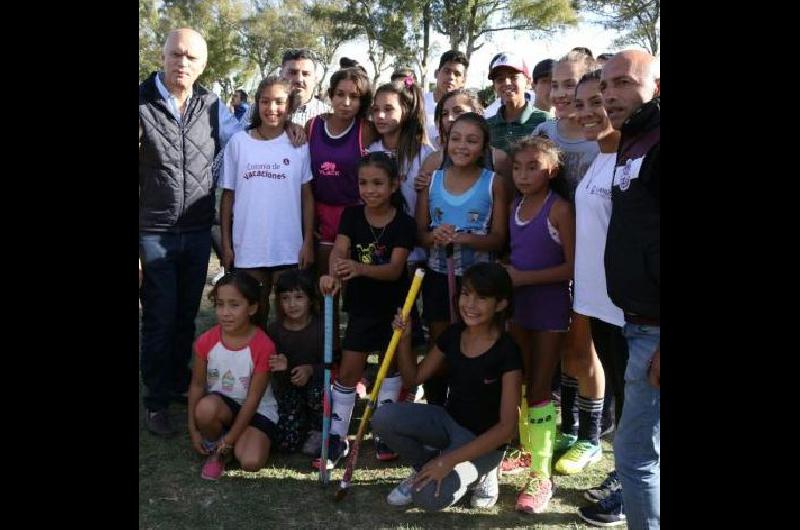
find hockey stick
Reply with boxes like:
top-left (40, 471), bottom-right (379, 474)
top-left (334, 268), bottom-right (425, 501)
top-left (320, 294), bottom-right (334, 484)
top-left (446, 242), bottom-right (457, 324)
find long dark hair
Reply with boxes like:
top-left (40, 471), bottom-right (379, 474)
top-left (444, 112), bottom-right (491, 169)
top-left (434, 88), bottom-right (484, 144)
top-left (247, 76), bottom-right (300, 131)
top-left (274, 268), bottom-right (319, 321)
top-left (327, 67), bottom-right (372, 121)
top-left (357, 151), bottom-right (406, 211)
top-left (460, 262), bottom-right (513, 328)
top-left (208, 270), bottom-right (261, 324)
top-left (373, 80), bottom-right (428, 178)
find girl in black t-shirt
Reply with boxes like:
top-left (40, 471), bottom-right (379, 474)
top-left (318, 152), bottom-right (417, 469)
top-left (371, 262), bottom-right (523, 511)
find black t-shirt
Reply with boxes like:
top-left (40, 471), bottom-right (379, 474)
top-left (266, 314), bottom-right (323, 391)
top-left (338, 204), bottom-right (416, 316)
top-left (436, 323), bottom-right (523, 436)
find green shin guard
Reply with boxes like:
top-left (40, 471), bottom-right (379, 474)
top-left (528, 401), bottom-right (557, 477)
top-left (519, 387), bottom-right (531, 452)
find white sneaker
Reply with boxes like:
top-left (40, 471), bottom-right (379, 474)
top-left (387, 470), bottom-right (416, 506)
top-left (470, 466), bottom-right (499, 508)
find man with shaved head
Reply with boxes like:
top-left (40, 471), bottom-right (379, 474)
top-left (581, 50), bottom-right (660, 529)
top-left (138, 29), bottom-right (244, 436)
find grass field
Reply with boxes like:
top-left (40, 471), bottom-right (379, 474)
top-left (139, 257), bottom-right (623, 529)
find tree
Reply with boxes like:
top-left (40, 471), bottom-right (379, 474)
top-left (139, 0), bottom-right (163, 81)
top-left (307, 0), bottom-right (362, 93)
top-left (240, 0), bottom-right (317, 81)
top-left (341, 0), bottom-right (410, 86)
top-left (432, 0), bottom-right (578, 61)
top-left (387, 0), bottom-right (438, 89)
top-left (578, 0), bottom-right (660, 55)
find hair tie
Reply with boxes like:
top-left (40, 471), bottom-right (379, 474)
top-left (404, 76), bottom-right (414, 88)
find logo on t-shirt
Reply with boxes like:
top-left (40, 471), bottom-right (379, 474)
top-left (222, 370), bottom-right (235, 392)
top-left (319, 161), bottom-right (340, 177)
top-left (283, 158), bottom-right (290, 166)
top-left (467, 210), bottom-right (480, 223)
top-left (433, 207), bottom-right (443, 224)
top-left (356, 242), bottom-right (386, 264)
top-left (239, 376), bottom-right (250, 391)
top-left (207, 368), bottom-right (220, 387)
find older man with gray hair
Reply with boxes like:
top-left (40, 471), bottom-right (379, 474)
top-left (138, 29), bottom-right (243, 436)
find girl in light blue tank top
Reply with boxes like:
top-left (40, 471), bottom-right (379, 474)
top-left (416, 113), bottom-right (510, 398)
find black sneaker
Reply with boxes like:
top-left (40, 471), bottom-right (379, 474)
top-left (584, 470), bottom-right (621, 503)
top-left (578, 488), bottom-right (626, 527)
top-left (312, 434), bottom-right (349, 470)
top-left (145, 408), bottom-right (176, 436)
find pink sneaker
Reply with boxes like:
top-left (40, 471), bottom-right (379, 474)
top-left (515, 471), bottom-right (553, 514)
top-left (201, 455), bottom-right (225, 480)
top-left (500, 449), bottom-right (531, 475)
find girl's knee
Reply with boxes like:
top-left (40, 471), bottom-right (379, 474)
top-left (194, 395), bottom-right (224, 424)
top-left (238, 453), bottom-right (268, 472)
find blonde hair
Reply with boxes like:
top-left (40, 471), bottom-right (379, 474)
top-left (508, 136), bottom-right (561, 170)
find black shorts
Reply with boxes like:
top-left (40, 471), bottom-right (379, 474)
top-left (213, 392), bottom-right (279, 442)
top-left (422, 269), bottom-right (462, 324)
top-left (342, 313), bottom-right (394, 353)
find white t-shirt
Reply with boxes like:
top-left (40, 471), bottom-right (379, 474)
top-left (423, 92), bottom-right (440, 149)
top-left (221, 130), bottom-right (313, 268)
top-left (573, 152), bottom-right (625, 327)
top-left (367, 139), bottom-right (435, 263)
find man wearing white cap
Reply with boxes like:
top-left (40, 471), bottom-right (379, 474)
top-left (485, 52), bottom-right (550, 152)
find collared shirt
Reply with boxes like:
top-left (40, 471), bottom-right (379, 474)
top-left (290, 97), bottom-right (330, 126)
top-left (155, 72), bottom-right (242, 146)
top-left (486, 100), bottom-right (549, 152)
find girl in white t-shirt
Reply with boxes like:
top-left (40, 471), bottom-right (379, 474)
top-left (188, 271), bottom-right (279, 481)
top-left (220, 76), bottom-right (315, 327)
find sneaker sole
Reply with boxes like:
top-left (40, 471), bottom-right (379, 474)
top-left (500, 466), bottom-right (530, 476)
top-left (577, 511), bottom-right (627, 527)
top-left (376, 453), bottom-right (399, 462)
top-left (470, 495), bottom-right (499, 509)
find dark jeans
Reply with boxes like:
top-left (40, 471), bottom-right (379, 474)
top-left (589, 318), bottom-right (629, 426)
top-left (139, 229), bottom-right (211, 411)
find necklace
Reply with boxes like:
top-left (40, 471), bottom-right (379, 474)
top-left (367, 208), bottom-right (393, 244)
top-left (256, 126), bottom-right (281, 141)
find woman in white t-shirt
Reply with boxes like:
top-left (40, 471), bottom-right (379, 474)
top-left (221, 76), bottom-right (315, 328)
top-left (565, 70), bottom-right (631, 498)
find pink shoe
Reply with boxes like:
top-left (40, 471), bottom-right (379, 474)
top-left (201, 455), bottom-right (225, 480)
top-left (515, 471), bottom-right (553, 514)
top-left (500, 449), bottom-right (531, 475)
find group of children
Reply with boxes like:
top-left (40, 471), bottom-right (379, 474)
top-left (185, 48), bottom-right (630, 523)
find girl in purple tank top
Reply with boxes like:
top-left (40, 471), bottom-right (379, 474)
top-left (503, 136), bottom-right (575, 514)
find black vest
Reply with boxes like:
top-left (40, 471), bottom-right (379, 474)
top-left (139, 72), bottom-right (221, 232)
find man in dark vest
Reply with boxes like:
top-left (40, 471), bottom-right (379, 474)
top-left (139, 28), bottom-right (241, 436)
top-left (580, 50), bottom-right (660, 530)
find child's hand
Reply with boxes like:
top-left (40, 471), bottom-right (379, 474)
top-left (216, 434), bottom-right (235, 455)
top-left (392, 307), bottom-right (412, 337)
top-left (502, 264), bottom-right (523, 286)
top-left (414, 455), bottom-right (455, 497)
top-left (298, 241), bottom-right (314, 270)
top-left (319, 275), bottom-right (341, 296)
top-left (222, 244), bottom-right (235, 271)
top-left (190, 429), bottom-right (209, 455)
top-left (284, 121), bottom-right (307, 147)
top-left (269, 353), bottom-right (288, 372)
top-left (432, 224), bottom-right (456, 246)
top-left (414, 170), bottom-right (432, 191)
top-left (290, 364), bottom-right (313, 387)
top-left (334, 259), bottom-right (362, 280)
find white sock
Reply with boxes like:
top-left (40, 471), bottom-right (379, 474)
top-left (331, 380), bottom-right (356, 439)
top-left (377, 375), bottom-right (403, 408)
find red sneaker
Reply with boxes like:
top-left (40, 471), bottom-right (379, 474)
top-left (515, 471), bottom-right (553, 514)
top-left (201, 455), bottom-right (225, 481)
top-left (500, 449), bottom-right (531, 475)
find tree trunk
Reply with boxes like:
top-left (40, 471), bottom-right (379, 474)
top-left (421, 0), bottom-right (430, 87)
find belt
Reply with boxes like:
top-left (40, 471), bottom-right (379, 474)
top-left (625, 313), bottom-right (660, 326)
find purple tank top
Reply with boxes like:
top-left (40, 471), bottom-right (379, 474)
top-left (509, 192), bottom-right (571, 331)
top-left (309, 116), bottom-right (365, 206)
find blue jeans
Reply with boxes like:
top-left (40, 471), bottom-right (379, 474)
top-left (139, 230), bottom-right (211, 411)
top-left (615, 323), bottom-right (660, 530)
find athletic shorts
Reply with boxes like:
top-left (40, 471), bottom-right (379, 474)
top-left (213, 392), bottom-right (279, 442)
top-left (342, 313), bottom-right (394, 353)
top-left (315, 202), bottom-right (348, 244)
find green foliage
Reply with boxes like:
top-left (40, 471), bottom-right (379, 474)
top-left (476, 85), bottom-right (496, 108)
top-left (307, 0), bottom-right (362, 91)
top-left (578, 0), bottom-right (660, 55)
top-left (433, 0), bottom-right (578, 60)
